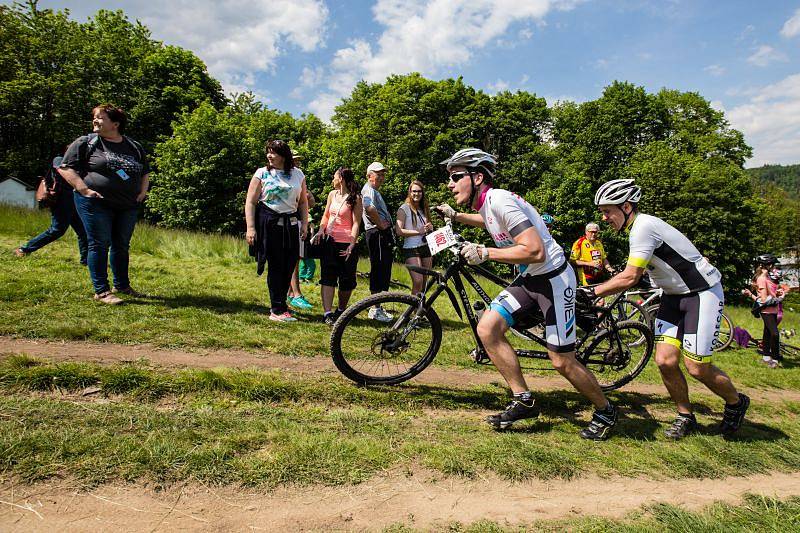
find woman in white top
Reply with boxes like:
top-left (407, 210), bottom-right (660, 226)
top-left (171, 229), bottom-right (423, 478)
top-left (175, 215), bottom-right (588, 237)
top-left (245, 140), bottom-right (309, 323)
top-left (395, 180), bottom-right (433, 294)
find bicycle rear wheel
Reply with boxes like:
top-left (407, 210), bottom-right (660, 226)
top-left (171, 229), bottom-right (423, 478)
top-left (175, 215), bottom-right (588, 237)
top-left (580, 320), bottom-right (653, 391)
top-left (330, 292), bottom-right (442, 385)
top-left (712, 312), bottom-right (734, 351)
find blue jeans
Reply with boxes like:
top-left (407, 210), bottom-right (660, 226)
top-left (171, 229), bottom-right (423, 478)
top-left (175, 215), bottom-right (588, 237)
top-left (21, 189), bottom-right (88, 263)
top-left (74, 192), bottom-right (139, 294)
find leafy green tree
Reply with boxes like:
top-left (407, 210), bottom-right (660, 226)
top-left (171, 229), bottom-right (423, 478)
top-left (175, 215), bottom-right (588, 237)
top-left (147, 103), bottom-right (251, 233)
top-left (747, 164), bottom-right (800, 199)
top-left (128, 45), bottom-right (226, 151)
top-left (0, 2), bottom-right (225, 181)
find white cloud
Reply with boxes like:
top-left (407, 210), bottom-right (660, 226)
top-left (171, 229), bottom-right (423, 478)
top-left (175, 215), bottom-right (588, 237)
top-left (37, 0), bottom-right (329, 99)
top-left (746, 44), bottom-right (788, 67)
top-left (594, 58), bottom-right (610, 69)
top-left (726, 73), bottom-right (800, 166)
top-left (780, 8), bottom-right (800, 38)
top-left (737, 24), bottom-right (755, 42)
top-left (703, 64), bottom-right (726, 76)
top-left (289, 66), bottom-right (327, 99)
top-left (309, 0), bottom-right (578, 121)
top-left (487, 79), bottom-right (510, 93)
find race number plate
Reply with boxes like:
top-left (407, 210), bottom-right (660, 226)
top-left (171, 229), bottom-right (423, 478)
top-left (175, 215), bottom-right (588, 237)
top-left (426, 226), bottom-right (456, 256)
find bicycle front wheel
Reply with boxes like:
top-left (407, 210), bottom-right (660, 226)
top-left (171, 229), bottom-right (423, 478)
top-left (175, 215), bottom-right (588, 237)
top-left (712, 312), bottom-right (734, 351)
top-left (611, 298), bottom-right (650, 347)
top-left (580, 320), bottom-right (653, 391)
top-left (330, 292), bottom-right (442, 385)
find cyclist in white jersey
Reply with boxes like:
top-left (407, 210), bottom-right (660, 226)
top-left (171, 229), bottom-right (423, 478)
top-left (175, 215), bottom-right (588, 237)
top-left (436, 148), bottom-right (617, 440)
top-left (582, 179), bottom-right (749, 439)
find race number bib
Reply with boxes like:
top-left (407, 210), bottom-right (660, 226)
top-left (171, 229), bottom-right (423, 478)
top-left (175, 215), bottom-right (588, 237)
top-left (426, 226), bottom-right (456, 256)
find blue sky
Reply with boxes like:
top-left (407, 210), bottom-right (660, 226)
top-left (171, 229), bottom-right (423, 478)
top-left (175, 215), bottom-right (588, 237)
top-left (19, 0), bottom-right (800, 166)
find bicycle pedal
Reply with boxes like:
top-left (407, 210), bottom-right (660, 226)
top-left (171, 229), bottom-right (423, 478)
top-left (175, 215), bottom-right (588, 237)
top-left (470, 349), bottom-right (490, 364)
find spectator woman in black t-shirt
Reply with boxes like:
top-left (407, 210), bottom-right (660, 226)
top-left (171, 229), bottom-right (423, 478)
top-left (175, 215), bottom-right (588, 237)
top-left (59, 104), bottom-right (150, 305)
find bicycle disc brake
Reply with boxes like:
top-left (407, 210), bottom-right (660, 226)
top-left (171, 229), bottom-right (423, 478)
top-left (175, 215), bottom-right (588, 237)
top-left (373, 331), bottom-right (410, 356)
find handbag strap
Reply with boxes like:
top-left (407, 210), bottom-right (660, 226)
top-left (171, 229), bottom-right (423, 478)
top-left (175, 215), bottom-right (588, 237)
top-left (327, 193), bottom-right (348, 232)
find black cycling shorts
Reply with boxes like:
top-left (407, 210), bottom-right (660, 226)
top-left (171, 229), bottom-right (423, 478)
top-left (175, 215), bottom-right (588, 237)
top-left (489, 262), bottom-right (577, 353)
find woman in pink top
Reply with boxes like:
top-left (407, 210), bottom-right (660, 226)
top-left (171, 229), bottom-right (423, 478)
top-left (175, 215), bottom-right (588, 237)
top-left (755, 263), bottom-right (784, 367)
top-left (313, 167), bottom-right (363, 325)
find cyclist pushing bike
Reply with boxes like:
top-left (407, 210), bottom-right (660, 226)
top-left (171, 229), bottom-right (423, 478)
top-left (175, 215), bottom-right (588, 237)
top-left (583, 179), bottom-right (749, 439)
top-left (436, 148), bottom-right (618, 440)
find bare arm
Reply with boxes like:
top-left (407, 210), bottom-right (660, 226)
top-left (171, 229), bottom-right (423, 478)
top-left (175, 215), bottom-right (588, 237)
top-left (593, 264), bottom-right (644, 297)
top-left (298, 180), bottom-right (309, 239)
top-left (58, 167), bottom-right (102, 198)
top-left (485, 226), bottom-right (544, 264)
top-left (365, 204), bottom-right (389, 230)
top-left (343, 197), bottom-right (364, 258)
top-left (244, 177), bottom-right (262, 245)
top-left (395, 207), bottom-right (422, 237)
top-left (452, 212), bottom-right (485, 228)
top-left (136, 173), bottom-right (150, 203)
top-left (315, 192), bottom-right (334, 241)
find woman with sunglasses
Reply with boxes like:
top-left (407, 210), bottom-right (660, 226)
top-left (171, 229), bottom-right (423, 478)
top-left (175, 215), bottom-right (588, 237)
top-left (395, 180), bottom-right (433, 295)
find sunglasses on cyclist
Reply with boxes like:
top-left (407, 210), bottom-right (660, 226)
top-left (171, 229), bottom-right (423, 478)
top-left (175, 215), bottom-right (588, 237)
top-left (448, 171), bottom-right (474, 182)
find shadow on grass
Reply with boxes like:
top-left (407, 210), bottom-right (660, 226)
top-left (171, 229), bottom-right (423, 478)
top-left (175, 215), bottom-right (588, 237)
top-left (125, 292), bottom-right (271, 315)
top-left (720, 421), bottom-right (791, 442)
top-left (364, 383), bottom-right (791, 442)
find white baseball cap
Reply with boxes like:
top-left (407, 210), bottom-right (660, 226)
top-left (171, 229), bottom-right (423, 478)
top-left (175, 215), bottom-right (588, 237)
top-left (366, 161), bottom-right (386, 173)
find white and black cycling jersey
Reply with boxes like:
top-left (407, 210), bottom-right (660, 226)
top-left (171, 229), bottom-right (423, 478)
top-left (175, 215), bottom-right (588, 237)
top-left (626, 213), bottom-right (721, 295)
top-left (479, 188), bottom-right (565, 277)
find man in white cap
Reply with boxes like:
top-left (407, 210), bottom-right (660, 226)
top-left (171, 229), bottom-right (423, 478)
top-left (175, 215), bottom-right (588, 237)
top-left (570, 222), bottom-right (613, 286)
top-left (362, 161), bottom-right (395, 322)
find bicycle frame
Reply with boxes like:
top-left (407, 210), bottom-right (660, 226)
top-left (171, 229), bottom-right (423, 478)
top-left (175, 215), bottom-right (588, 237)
top-left (409, 250), bottom-right (630, 363)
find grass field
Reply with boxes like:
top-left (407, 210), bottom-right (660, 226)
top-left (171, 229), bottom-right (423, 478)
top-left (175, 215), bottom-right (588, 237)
top-left (2, 205), bottom-right (797, 368)
top-left (2, 355), bottom-right (800, 488)
top-left (2, 204), bottom-right (800, 529)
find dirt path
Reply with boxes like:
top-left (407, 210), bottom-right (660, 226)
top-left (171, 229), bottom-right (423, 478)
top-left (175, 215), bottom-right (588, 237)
top-left (2, 337), bottom-right (798, 403)
top-left (2, 470), bottom-right (800, 531)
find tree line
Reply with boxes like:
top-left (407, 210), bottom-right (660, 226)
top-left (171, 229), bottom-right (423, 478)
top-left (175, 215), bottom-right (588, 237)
top-left (2, 2), bottom-right (797, 291)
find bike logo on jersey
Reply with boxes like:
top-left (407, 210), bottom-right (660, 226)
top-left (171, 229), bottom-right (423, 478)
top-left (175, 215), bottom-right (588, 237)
top-left (563, 287), bottom-right (575, 338)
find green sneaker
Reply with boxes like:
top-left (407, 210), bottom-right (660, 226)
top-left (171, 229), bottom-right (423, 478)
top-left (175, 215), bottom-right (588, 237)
top-left (289, 295), bottom-right (313, 310)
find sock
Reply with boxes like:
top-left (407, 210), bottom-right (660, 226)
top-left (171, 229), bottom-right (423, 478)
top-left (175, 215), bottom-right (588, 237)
top-left (599, 401), bottom-right (615, 414)
top-left (324, 311), bottom-right (334, 317)
top-left (514, 391), bottom-right (534, 404)
top-left (763, 355), bottom-right (772, 362)
top-left (677, 412), bottom-right (696, 421)
top-left (726, 395), bottom-right (743, 409)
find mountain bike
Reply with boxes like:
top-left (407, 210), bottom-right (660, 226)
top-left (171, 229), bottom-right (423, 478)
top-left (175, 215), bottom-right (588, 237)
top-left (330, 222), bottom-right (654, 391)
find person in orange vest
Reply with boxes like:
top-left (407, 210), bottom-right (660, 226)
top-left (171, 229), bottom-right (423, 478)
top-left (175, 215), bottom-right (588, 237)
top-left (570, 222), bottom-right (614, 286)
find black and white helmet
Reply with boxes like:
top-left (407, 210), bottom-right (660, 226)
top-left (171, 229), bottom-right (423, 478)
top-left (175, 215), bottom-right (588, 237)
top-left (594, 179), bottom-right (642, 206)
top-left (440, 148), bottom-right (497, 178)
top-left (756, 253), bottom-right (779, 267)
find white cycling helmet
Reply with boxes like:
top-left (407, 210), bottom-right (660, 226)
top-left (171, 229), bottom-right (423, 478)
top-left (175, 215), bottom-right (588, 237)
top-left (594, 179), bottom-right (642, 205)
top-left (440, 148), bottom-right (497, 178)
